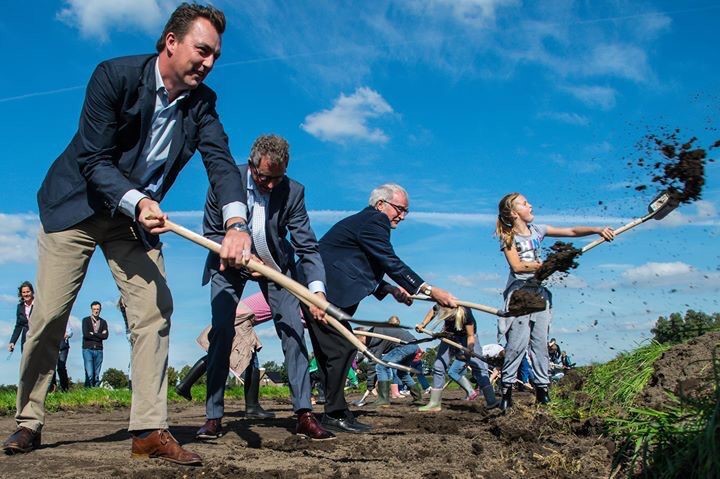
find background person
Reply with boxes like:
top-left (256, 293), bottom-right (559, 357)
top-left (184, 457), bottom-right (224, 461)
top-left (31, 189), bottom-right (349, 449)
top-left (81, 301), bottom-right (108, 388)
top-left (8, 281), bottom-right (34, 353)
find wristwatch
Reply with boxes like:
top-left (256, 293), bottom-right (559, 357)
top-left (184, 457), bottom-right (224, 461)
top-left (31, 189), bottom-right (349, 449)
top-left (421, 284), bottom-right (433, 296)
top-left (226, 221), bottom-right (250, 234)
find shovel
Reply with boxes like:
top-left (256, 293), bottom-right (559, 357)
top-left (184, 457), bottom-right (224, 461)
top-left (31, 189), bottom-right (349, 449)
top-left (581, 189), bottom-right (679, 254)
top-left (160, 218), bottom-right (419, 374)
top-left (410, 294), bottom-right (546, 317)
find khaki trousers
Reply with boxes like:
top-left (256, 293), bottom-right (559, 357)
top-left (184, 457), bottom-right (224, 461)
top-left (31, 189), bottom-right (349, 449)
top-left (15, 214), bottom-right (173, 432)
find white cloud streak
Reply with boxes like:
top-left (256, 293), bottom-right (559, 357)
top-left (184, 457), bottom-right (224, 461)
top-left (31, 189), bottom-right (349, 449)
top-left (0, 214), bottom-right (40, 265)
top-left (57, 0), bottom-right (172, 42)
top-left (301, 87), bottom-right (395, 144)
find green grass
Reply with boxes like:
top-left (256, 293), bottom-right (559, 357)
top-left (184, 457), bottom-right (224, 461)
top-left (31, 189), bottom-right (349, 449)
top-left (549, 338), bottom-right (720, 478)
top-left (0, 384), bottom-right (293, 416)
top-left (549, 340), bottom-right (671, 420)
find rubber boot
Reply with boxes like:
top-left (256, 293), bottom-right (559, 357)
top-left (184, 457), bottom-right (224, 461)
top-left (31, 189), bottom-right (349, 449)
top-left (456, 376), bottom-right (479, 401)
top-left (418, 388), bottom-right (443, 412)
top-left (245, 362), bottom-right (275, 419)
top-left (175, 356), bottom-right (207, 401)
top-left (409, 382), bottom-right (424, 405)
top-left (535, 385), bottom-right (551, 405)
top-left (482, 385), bottom-right (501, 409)
top-left (373, 380), bottom-right (391, 407)
top-left (500, 383), bottom-right (513, 412)
top-left (390, 383), bottom-right (402, 399)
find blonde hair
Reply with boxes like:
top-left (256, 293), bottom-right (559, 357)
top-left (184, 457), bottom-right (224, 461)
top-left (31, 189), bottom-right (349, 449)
top-left (434, 306), bottom-right (466, 332)
top-left (495, 192), bottom-right (521, 251)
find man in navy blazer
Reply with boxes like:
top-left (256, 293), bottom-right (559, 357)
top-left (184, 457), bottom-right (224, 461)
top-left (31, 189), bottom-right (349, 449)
top-left (306, 183), bottom-right (457, 433)
top-left (3, 4), bottom-right (252, 466)
top-left (198, 135), bottom-right (334, 442)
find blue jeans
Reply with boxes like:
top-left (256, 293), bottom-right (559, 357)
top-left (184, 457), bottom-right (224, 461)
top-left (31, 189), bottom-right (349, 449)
top-left (83, 348), bottom-right (103, 387)
top-left (518, 354), bottom-right (535, 383)
top-left (376, 345), bottom-right (419, 388)
top-left (410, 359), bottom-right (430, 389)
top-left (432, 336), bottom-right (489, 388)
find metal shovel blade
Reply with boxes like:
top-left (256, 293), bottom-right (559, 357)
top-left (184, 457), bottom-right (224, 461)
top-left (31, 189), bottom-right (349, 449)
top-left (649, 189), bottom-right (680, 220)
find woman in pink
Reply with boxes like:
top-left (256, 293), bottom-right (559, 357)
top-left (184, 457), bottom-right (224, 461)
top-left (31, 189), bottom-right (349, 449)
top-left (176, 292), bottom-right (274, 421)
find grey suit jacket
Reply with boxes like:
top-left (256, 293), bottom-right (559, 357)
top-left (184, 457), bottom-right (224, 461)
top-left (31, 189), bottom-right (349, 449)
top-left (202, 164), bottom-right (325, 287)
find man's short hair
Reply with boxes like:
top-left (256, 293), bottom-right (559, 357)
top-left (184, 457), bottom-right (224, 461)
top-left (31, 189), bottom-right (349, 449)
top-left (156, 2), bottom-right (226, 53)
top-left (368, 183), bottom-right (408, 207)
top-left (249, 134), bottom-right (290, 167)
top-left (91, 301), bottom-right (102, 309)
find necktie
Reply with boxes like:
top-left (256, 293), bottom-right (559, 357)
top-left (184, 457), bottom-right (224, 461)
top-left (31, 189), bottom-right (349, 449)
top-left (251, 195), bottom-right (281, 272)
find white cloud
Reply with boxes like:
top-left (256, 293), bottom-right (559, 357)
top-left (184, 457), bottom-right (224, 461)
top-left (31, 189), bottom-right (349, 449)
top-left (0, 321), bottom-right (12, 337)
top-left (562, 84), bottom-right (617, 110)
top-left (448, 272), bottom-right (501, 287)
top-left (57, 0), bottom-right (172, 41)
top-left (623, 261), bottom-right (693, 281)
top-left (301, 87), bottom-right (394, 144)
top-left (0, 214), bottom-right (40, 265)
top-left (0, 294), bottom-right (17, 304)
top-left (538, 111), bottom-right (590, 126)
top-left (411, 0), bottom-right (520, 27)
top-left (581, 44), bottom-right (651, 83)
top-left (617, 262), bottom-right (720, 290)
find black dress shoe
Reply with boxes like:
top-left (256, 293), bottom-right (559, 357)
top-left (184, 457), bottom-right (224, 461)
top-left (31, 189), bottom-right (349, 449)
top-left (321, 414), bottom-right (369, 433)
top-left (3, 427), bottom-right (41, 454)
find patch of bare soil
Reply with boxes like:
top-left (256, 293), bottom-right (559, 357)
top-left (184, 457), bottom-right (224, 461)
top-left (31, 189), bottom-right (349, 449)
top-left (638, 331), bottom-right (720, 410)
top-left (0, 389), bottom-right (613, 479)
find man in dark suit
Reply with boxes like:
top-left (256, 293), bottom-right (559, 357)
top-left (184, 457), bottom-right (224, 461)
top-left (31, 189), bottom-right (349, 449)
top-left (81, 301), bottom-right (109, 388)
top-left (197, 134), bottom-right (334, 442)
top-left (3, 4), bottom-right (253, 465)
top-left (307, 183), bottom-right (457, 433)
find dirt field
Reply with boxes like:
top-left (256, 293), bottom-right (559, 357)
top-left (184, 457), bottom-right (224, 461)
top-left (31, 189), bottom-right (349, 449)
top-left (0, 388), bottom-right (613, 479)
top-left (3, 332), bottom-right (717, 479)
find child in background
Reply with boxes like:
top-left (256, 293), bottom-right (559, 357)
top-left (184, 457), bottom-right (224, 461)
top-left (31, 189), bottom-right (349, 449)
top-left (495, 192), bottom-right (614, 410)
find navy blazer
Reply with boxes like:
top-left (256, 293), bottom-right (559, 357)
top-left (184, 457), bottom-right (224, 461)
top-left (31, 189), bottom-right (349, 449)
top-left (9, 302), bottom-right (31, 347)
top-left (202, 164), bottom-right (325, 287)
top-left (37, 54), bottom-right (245, 239)
top-left (318, 206), bottom-right (424, 309)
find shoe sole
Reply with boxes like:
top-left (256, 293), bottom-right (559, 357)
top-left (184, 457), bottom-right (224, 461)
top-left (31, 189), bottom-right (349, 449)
top-left (296, 433), bottom-right (337, 442)
top-left (132, 453), bottom-right (202, 466)
top-left (195, 432), bottom-right (224, 440)
top-left (3, 445), bottom-right (36, 454)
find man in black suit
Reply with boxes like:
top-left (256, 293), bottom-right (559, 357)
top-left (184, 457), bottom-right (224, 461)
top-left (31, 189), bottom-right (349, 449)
top-left (307, 183), bottom-right (457, 433)
top-left (197, 134), bottom-right (334, 442)
top-left (3, 3), bottom-right (252, 465)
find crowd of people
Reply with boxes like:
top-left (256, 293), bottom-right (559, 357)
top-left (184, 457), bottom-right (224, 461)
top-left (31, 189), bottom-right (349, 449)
top-left (2, 2), bottom-right (610, 468)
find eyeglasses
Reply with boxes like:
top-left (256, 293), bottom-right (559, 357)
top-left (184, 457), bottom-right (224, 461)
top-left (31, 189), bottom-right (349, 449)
top-left (249, 162), bottom-right (285, 183)
top-left (383, 200), bottom-right (409, 216)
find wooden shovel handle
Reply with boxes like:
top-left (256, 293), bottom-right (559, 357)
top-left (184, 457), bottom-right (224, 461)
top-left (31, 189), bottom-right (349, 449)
top-left (411, 295), bottom-right (503, 317)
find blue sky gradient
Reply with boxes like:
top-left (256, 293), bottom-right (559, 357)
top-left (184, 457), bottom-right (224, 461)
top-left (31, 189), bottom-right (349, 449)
top-left (0, 0), bottom-right (718, 385)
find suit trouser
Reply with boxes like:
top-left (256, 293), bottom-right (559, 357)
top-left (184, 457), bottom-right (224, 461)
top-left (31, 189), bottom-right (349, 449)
top-left (206, 268), bottom-right (312, 419)
top-left (305, 304), bottom-right (357, 416)
top-left (16, 214), bottom-right (172, 432)
top-left (501, 308), bottom-right (552, 387)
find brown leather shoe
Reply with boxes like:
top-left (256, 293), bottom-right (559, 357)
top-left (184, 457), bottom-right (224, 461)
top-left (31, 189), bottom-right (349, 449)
top-left (195, 418), bottom-right (223, 440)
top-left (295, 411), bottom-right (336, 441)
top-left (131, 429), bottom-right (202, 466)
top-left (3, 427), bottom-right (41, 454)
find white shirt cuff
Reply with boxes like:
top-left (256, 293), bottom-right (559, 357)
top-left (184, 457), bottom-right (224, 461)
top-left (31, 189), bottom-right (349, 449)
top-left (308, 281), bottom-right (326, 295)
top-left (222, 201), bottom-right (247, 225)
top-left (119, 190), bottom-right (148, 218)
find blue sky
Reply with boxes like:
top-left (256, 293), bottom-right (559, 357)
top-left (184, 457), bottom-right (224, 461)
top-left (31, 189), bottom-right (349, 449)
top-left (1, 0), bottom-right (719, 386)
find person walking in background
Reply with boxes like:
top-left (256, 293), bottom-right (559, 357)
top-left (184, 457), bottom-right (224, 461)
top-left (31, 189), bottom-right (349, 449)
top-left (50, 325), bottom-right (73, 392)
top-left (82, 302), bottom-right (108, 388)
top-left (8, 281), bottom-right (34, 353)
top-left (495, 192), bottom-right (614, 410)
top-left (2, 4), bottom-right (251, 464)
